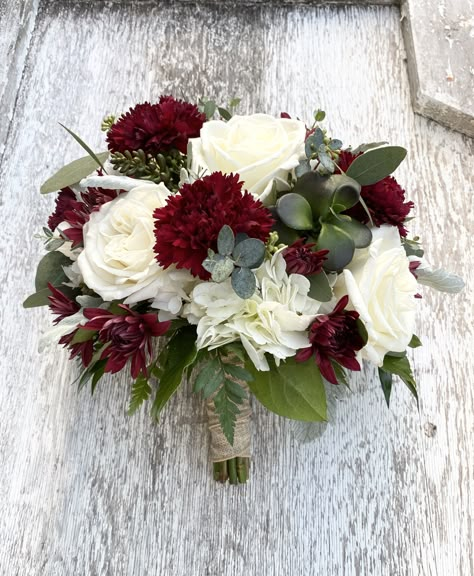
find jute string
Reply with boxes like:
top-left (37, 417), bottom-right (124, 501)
top-left (206, 380), bottom-right (251, 463)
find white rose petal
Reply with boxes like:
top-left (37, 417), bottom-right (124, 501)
top-left (335, 225), bottom-right (418, 366)
top-left (77, 182), bottom-right (192, 312)
top-left (189, 113), bottom-right (306, 204)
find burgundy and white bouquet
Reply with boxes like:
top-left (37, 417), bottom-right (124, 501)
top-left (25, 96), bottom-right (464, 484)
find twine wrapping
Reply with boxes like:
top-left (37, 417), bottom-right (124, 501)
top-left (205, 381), bottom-right (251, 463)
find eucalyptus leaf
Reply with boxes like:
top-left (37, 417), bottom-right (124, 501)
top-left (23, 288), bottom-right (52, 308)
top-left (345, 146), bottom-right (407, 185)
top-left (308, 271), bottom-right (332, 302)
top-left (40, 152), bottom-right (109, 194)
top-left (232, 238), bottom-right (265, 269)
top-left (328, 139), bottom-right (343, 150)
top-left (276, 193), bottom-right (314, 231)
top-left (318, 148), bottom-right (335, 173)
top-left (317, 223), bottom-right (355, 271)
top-left (217, 225), bottom-right (235, 256)
top-left (415, 266), bottom-right (465, 293)
top-left (305, 128), bottom-right (324, 158)
top-left (59, 123), bottom-right (108, 173)
top-left (246, 356), bottom-right (327, 421)
top-left (203, 100), bottom-right (217, 119)
top-left (211, 256), bottom-right (234, 282)
top-left (231, 267), bottom-right (256, 299)
top-left (295, 159), bottom-right (311, 178)
top-left (350, 142), bottom-right (388, 155)
top-left (35, 251), bottom-right (71, 292)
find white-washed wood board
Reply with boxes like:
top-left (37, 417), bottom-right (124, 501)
top-left (0, 2), bottom-right (472, 575)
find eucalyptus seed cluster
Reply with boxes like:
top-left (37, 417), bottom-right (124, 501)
top-left (110, 148), bottom-right (185, 192)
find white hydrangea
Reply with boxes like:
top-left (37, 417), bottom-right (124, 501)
top-left (184, 251), bottom-right (321, 371)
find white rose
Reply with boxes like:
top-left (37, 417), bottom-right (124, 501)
top-left (334, 225), bottom-right (418, 366)
top-left (189, 113), bottom-right (306, 204)
top-left (77, 183), bottom-right (192, 305)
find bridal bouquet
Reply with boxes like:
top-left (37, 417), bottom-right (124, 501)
top-left (24, 95), bottom-right (464, 484)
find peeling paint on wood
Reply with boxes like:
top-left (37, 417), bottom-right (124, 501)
top-left (0, 3), bottom-right (472, 575)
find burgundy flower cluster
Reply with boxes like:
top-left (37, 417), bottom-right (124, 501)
top-left (48, 186), bottom-right (119, 247)
top-left (296, 295), bottom-right (365, 384)
top-left (48, 286), bottom-right (170, 379)
top-left (338, 150), bottom-right (414, 236)
top-left (107, 96), bottom-right (206, 155)
top-left (283, 239), bottom-right (328, 275)
top-left (154, 172), bottom-right (274, 279)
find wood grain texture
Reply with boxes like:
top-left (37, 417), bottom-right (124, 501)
top-left (0, 2), bottom-right (472, 575)
top-left (0, 0), bottom-right (40, 163)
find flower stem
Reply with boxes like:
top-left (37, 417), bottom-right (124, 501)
top-left (213, 457), bottom-right (249, 484)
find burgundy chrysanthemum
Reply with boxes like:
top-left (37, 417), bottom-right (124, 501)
top-left (283, 239), bottom-right (329, 275)
top-left (338, 150), bottom-right (414, 236)
top-left (154, 172), bottom-right (274, 279)
top-left (106, 96), bottom-right (206, 155)
top-left (295, 295), bottom-right (365, 384)
top-left (48, 186), bottom-right (119, 247)
top-left (47, 283), bottom-right (79, 324)
top-left (82, 306), bottom-right (171, 379)
top-left (60, 328), bottom-right (94, 368)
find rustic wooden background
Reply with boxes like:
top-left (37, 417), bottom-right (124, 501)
top-left (1, 2), bottom-right (473, 575)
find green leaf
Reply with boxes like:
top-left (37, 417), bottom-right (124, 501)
top-left (328, 139), bottom-right (342, 150)
top-left (222, 363), bottom-right (253, 382)
top-left (193, 358), bottom-right (222, 397)
top-left (305, 128), bottom-right (325, 158)
top-left (59, 123), bottom-right (108, 173)
top-left (276, 193), bottom-right (314, 231)
top-left (218, 107), bottom-right (232, 121)
top-left (229, 97), bottom-right (241, 109)
top-left (408, 334), bottom-right (422, 348)
top-left (222, 342), bottom-right (247, 363)
top-left (217, 224), bottom-right (235, 256)
top-left (40, 151), bottom-right (109, 194)
top-left (329, 215), bottom-right (372, 249)
top-left (231, 266), bottom-right (256, 299)
top-left (331, 175), bottom-right (361, 210)
top-left (345, 146), bottom-right (407, 186)
top-left (128, 374), bottom-right (152, 415)
top-left (292, 172), bottom-right (334, 220)
top-left (70, 327), bottom-right (95, 344)
top-left (246, 356), bottom-right (327, 421)
top-left (151, 327), bottom-right (198, 420)
top-left (308, 271), bottom-right (332, 302)
top-left (314, 109), bottom-right (326, 122)
top-left (35, 251), bottom-right (71, 292)
top-left (382, 353), bottom-right (418, 404)
top-left (317, 222), bottom-right (355, 271)
top-left (23, 288), bottom-right (52, 308)
top-left (210, 255), bottom-right (234, 283)
top-left (378, 368), bottom-right (393, 407)
top-left (295, 159), bottom-right (311, 178)
top-left (203, 100), bottom-right (216, 119)
top-left (350, 142), bottom-right (388, 155)
top-left (232, 238), bottom-right (265, 268)
top-left (91, 360), bottom-right (107, 395)
top-left (318, 147), bottom-right (335, 173)
top-left (402, 237), bottom-right (424, 258)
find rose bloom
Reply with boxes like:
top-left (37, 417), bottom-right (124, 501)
top-left (334, 225), bottom-right (418, 366)
top-left (77, 182), bottom-right (193, 308)
top-left (188, 113), bottom-right (306, 204)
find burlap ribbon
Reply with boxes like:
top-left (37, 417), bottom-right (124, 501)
top-left (206, 381), bottom-right (251, 462)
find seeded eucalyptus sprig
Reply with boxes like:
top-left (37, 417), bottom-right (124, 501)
top-left (202, 225), bottom-right (266, 299)
top-left (110, 148), bottom-right (185, 191)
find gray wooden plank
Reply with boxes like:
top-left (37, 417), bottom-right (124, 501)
top-left (0, 0), bottom-right (40, 165)
top-left (0, 2), bottom-right (472, 576)
top-left (401, 0), bottom-right (474, 137)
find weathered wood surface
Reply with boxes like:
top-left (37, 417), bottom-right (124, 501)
top-left (401, 0), bottom-right (474, 138)
top-left (0, 2), bottom-right (472, 575)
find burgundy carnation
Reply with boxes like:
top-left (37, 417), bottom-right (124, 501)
top-left (47, 283), bottom-right (79, 324)
top-left (283, 239), bottom-right (329, 275)
top-left (107, 96), bottom-right (206, 155)
top-left (295, 295), bottom-right (365, 384)
top-left (154, 172), bottom-right (274, 279)
top-left (82, 306), bottom-right (171, 379)
top-left (59, 328), bottom-right (94, 368)
top-left (338, 150), bottom-right (414, 236)
top-left (48, 186), bottom-right (119, 247)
